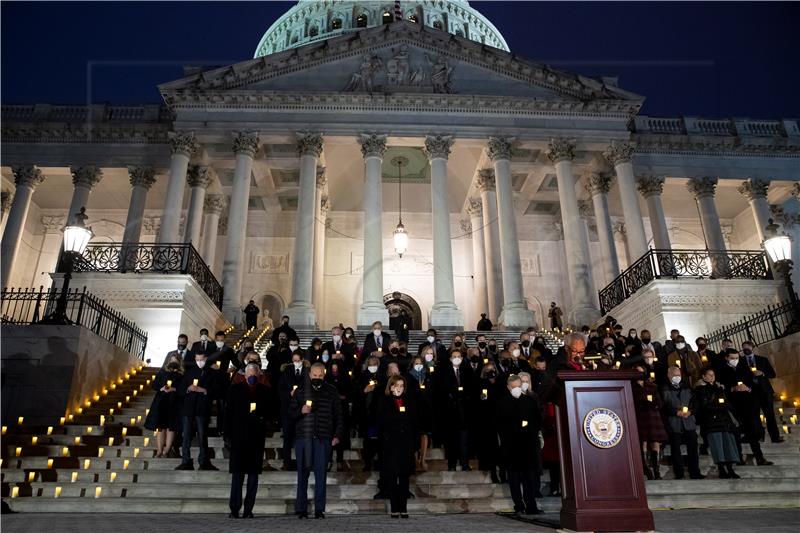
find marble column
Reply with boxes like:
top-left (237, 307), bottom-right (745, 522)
top-left (487, 137), bottom-right (534, 328)
top-left (221, 132), bottom-right (259, 323)
top-left (0, 191), bottom-right (13, 237)
top-left (738, 178), bottom-right (771, 242)
top-left (1, 166), bottom-right (46, 287)
top-left (771, 184), bottom-right (800, 285)
top-left (122, 166), bottom-right (156, 246)
top-left (312, 167), bottom-right (329, 327)
top-left (605, 141), bottom-right (648, 261)
top-left (183, 165), bottom-right (214, 247)
top-left (425, 134), bottom-right (463, 328)
top-left (476, 169), bottom-right (503, 322)
top-left (467, 197), bottom-right (490, 320)
top-left (585, 173), bottom-right (620, 284)
top-left (356, 134), bottom-right (389, 327)
top-left (636, 175), bottom-right (671, 250)
top-left (546, 138), bottom-right (600, 325)
top-left (156, 132), bottom-right (197, 244)
top-left (286, 133), bottom-right (323, 326)
top-left (67, 166), bottom-right (103, 224)
top-left (687, 176), bottom-right (727, 251)
top-left (200, 194), bottom-right (226, 270)
top-left (33, 215), bottom-right (68, 288)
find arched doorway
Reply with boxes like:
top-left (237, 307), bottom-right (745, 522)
top-left (383, 291), bottom-right (422, 332)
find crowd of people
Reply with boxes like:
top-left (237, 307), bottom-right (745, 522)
top-left (144, 314), bottom-right (784, 519)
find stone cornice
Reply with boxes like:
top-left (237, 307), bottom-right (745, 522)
top-left (12, 165), bottom-right (46, 189)
top-left (296, 133), bottom-right (323, 157)
top-left (686, 176), bottom-right (718, 198)
top-left (585, 173), bottom-right (613, 196)
top-left (632, 136), bottom-right (800, 158)
top-left (475, 169), bottom-right (496, 192)
top-left (545, 138), bottom-right (576, 164)
top-left (635, 175), bottom-right (665, 198)
top-left (358, 133), bottom-right (387, 159)
top-left (70, 165), bottom-right (103, 190)
top-left (423, 134), bottom-right (454, 160)
top-left (2, 124), bottom-right (170, 145)
top-left (737, 178), bottom-right (770, 201)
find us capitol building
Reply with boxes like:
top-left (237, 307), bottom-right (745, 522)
top-left (2, 0), bottom-right (798, 360)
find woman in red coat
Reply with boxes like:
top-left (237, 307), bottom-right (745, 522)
top-left (631, 364), bottom-right (668, 479)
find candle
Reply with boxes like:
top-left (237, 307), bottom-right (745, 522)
top-left (305, 400), bottom-right (313, 407)
top-left (650, 372), bottom-right (655, 380)
top-left (143, 437), bottom-right (150, 447)
top-left (521, 420), bottom-right (529, 428)
top-left (166, 380), bottom-right (172, 388)
top-left (675, 360), bottom-right (680, 367)
top-left (482, 388), bottom-right (488, 396)
top-left (682, 406), bottom-right (689, 414)
top-left (348, 371), bottom-right (353, 377)
top-left (133, 448), bottom-right (140, 458)
top-left (615, 361), bottom-right (621, 369)
top-left (14, 447), bottom-right (22, 457)
top-left (11, 487), bottom-right (19, 498)
top-left (250, 402), bottom-right (257, 413)
top-left (123, 459), bottom-right (130, 470)
top-left (62, 447), bottom-right (69, 457)
top-left (109, 408), bottom-right (114, 416)
top-left (109, 472), bottom-right (117, 482)
top-left (95, 486), bottom-right (102, 498)
top-left (646, 395), bottom-right (653, 402)
top-left (98, 447), bottom-right (104, 458)
top-left (122, 428), bottom-right (128, 437)
top-left (399, 406), bottom-right (406, 413)
top-left (737, 381), bottom-right (743, 386)
top-left (28, 472), bottom-right (36, 482)
top-left (47, 459), bottom-right (54, 469)
top-left (192, 379), bottom-right (199, 387)
top-left (18, 416), bottom-right (24, 425)
top-left (429, 366), bottom-right (435, 373)
top-left (778, 407), bottom-right (784, 415)
top-left (718, 397), bottom-right (725, 404)
top-left (133, 390), bottom-right (138, 397)
top-left (100, 416), bottom-right (105, 426)
top-left (751, 366), bottom-right (757, 373)
top-left (59, 417), bottom-right (65, 425)
top-left (2, 426), bottom-right (7, 435)
top-left (369, 381), bottom-right (376, 387)
top-left (54, 486), bottom-right (62, 498)
top-left (71, 472), bottom-right (78, 482)
top-left (31, 436), bottom-right (38, 445)
top-left (483, 358), bottom-right (489, 364)
top-left (458, 386), bottom-right (464, 392)
top-left (117, 402), bottom-right (122, 409)
top-left (83, 459), bottom-right (91, 470)
top-left (790, 415), bottom-right (798, 425)
top-left (76, 407), bottom-right (83, 415)
top-left (74, 437), bottom-right (81, 445)
top-left (130, 417), bottom-right (136, 425)
top-left (783, 425), bottom-right (790, 434)
top-left (701, 355), bottom-right (708, 363)
top-left (108, 437), bottom-right (114, 446)
top-left (420, 384), bottom-right (426, 389)
top-left (377, 347), bottom-right (382, 352)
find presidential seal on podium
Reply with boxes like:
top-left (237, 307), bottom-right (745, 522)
top-left (583, 407), bottom-right (624, 449)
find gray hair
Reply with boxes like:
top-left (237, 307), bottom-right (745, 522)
top-left (310, 362), bottom-right (327, 373)
top-left (563, 332), bottom-right (586, 348)
top-left (518, 371), bottom-right (531, 381)
top-left (506, 373), bottom-right (522, 385)
top-left (245, 363), bottom-right (260, 375)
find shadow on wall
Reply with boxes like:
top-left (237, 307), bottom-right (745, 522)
top-left (759, 332), bottom-right (800, 403)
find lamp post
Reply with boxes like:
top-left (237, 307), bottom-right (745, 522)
top-left (40, 207), bottom-right (93, 325)
top-left (763, 218), bottom-right (799, 332)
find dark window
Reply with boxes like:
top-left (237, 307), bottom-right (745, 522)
top-left (331, 18), bottom-right (342, 30)
top-left (455, 29), bottom-right (464, 37)
top-left (382, 12), bottom-right (392, 24)
top-left (309, 26), bottom-right (319, 37)
top-left (432, 20), bottom-right (443, 30)
top-left (356, 14), bottom-right (368, 27)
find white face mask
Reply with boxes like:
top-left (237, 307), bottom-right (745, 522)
top-left (413, 364), bottom-right (424, 372)
top-left (200, 334), bottom-right (208, 341)
top-left (215, 341), bottom-right (224, 349)
top-left (321, 354), bottom-right (330, 363)
top-left (391, 387), bottom-right (403, 397)
top-left (670, 375), bottom-right (682, 386)
top-left (293, 361), bottom-right (302, 370)
top-left (675, 342), bottom-right (686, 350)
top-left (512, 349), bottom-right (521, 358)
top-left (644, 358), bottom-right (654, 365)
top-left (728, 358), bottom-right (739, 367)
top-left (368, 365), bottom-right (378, 373)
top-left (427, 336), bottom-right (435, 343)
top-left (424, 353), bottom-right (434, 362)
top-left (332, 335), bottom-right (341, 342)
top-left (289, 345), bottom-right (298, 352)
top-left (196, 360), bottom-right (206, 369)
top-left (521, 382), bottom-right (530, 392)
top-left (345, 333), bottom-right (352, 338)
top-left (510, 386), bottom-right (522, 399)
top-left (373, 329), bottom-right (382, 336)
top-left (451, 356), bottom-right (462, 366)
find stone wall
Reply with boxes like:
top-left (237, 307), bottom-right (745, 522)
top-left (758, 331), bottom-right (800, 403)
top-left (1, 324), bottom-right (142, 425)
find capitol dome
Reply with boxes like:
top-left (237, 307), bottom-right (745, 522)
top-left (253, 0), bottom-right (510, 57)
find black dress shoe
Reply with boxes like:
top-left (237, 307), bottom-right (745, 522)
top-left (756, 457), bottom-right (774, 466)
top-left (296, 511), bottom-right (308, 519)
top-left (199, 462), bottom-right (219, 471)
top-left (400, 514), bottom-right (409, 519)
top-left (390, 513), bottom-right (400, 519)
top-left (690, 474), bottom-right (706, 480)
top-left (525, 508), bottom-right (545, 515)
top-left (772, 437), bottom-right (785, 443)
top-left (242, 511), bottom-right (254, 518)
top-left (314, 511), bottom-right (325, 519)
top-left (228, 512), bottom-right (239, 519)
top-left (174, 462), bottom-right (194, 470)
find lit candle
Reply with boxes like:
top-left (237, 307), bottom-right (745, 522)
top-left (482, 388), bottom-right (488, 397)
top-left (83, 459), bottom-right (91, 470)
top-left (123, 459), bottom-right (130, 470)
top-left (31, 436), bottom-right (38, 445)
top-left (521, 420), bottom-right (529, 428)
top-left (100, 416), bottom-right (105, 426)
top-left (95, 486), bottom-right (102, 498)
top-left (130, 417), bottom-right (136, 425)
top-left (420, 384), bottom-right (426, 389)
top-left (718, 397), bottom-right (725, 404)
top-left (125, 395), bottom-right (130, 402)
top-left (133, 448), bottom-right (140, 457)
top-left (778, 407), bottom-right (784, 415)
top-left (650, 372), bottom-right (655, 380)
top-left (369, 381), bottom-right (376, 387)
top-left (377, 347), bottom-right (382, 352)
top-left (192, 379), bottom-right (199, 387)
top-left (108, 437), bottom-right (114, 446)
top-left (87, 426), bottom-right (93, 433)
top-left (109, 472), bottom-right (117, 482)
top-left (74, 437), bottom-right (81, 445)
top-left (54, 486), bottom-right (62, 498)
top-left (458, 386), bottom-right (464, 392)
top-left (737, 381), bottom-right (743, 386)
top-left (166, 380), bottom-right (172, 388)
top-left (109, 408), bottom-right (114, 415)
top-left (59, 417), bottom-right (65, 425)
top-left (62, 447), bottom-right (69, 457)
top-left (14, 447), bottom-right (22, 457)
top-left (783, 425), bottom-right (790, 434)
top-left (682, 406), bottom-right (689, 414)
top-left (646, 395), bottom-right (653, 402)
top-left (751, 366), bottom-right (757, 373)
top-left (250, 402), bottom-right (257, 413)
top-left (117, 402), bottom-right (122, 409)
top-left (71, 472), bottom-right (78, 483)
top-left (675, 360), bottom-right (680, 367)
top-left (122, 428), bottom-right (127, 437)
top-left (11, 487), bottom-right (19, 498)
top-left (133, 390), bottom-right (138, 397)
top-left (28, 472), bottom-right (35, 482)
top-left (399, 406), bottom-right (406, 413)
top-left (76, 408), bottom-right (83, 415)
top-left (790, 415), bottom-right (798, 425)
top-left (615, 361), bottom-right (621, 369)
top-left (701, 355), bottom-right (708, 363)
top-left (47, 459), bottom-right (54, 469)
top-left (18, 416), bottom-right (24, 425)
top-left (483, 358), bottom-right (489, 364)
top-left (143, 437), bottom-right (150, 447)
top-left (305, 400), bottom-right (313, 407)
top-left (429, 366), bottom-right (435, 373)
top-left (1, 426), bottom-right (7, 435)
top-left (67, 414), bottom-right (74, 422)
top-left (98, 447), bottom-right (104, 458)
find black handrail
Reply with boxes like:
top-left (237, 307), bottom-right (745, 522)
top-left (599, 249), bottom-right (772, 315)
top-left (1, 286), bottom-right (148, 359)
top-left (65, 242), bottom-right (223, 309)
top-left (705, 298), bottom-right (800, 352)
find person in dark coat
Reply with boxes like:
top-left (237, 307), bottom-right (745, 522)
top-left (476, 313), bottom-right (493, 331)
top-left (496, 374), bottom-right (543, 515)
top-left (190, 329), bottom-right (213, 357)
top-left (631, 364), bottom-right (668, 479)
top-left (291, 363), bottom-right (343, 519)
top-left (279, 353), bottom-right (309, 470)
top-left (661, 366), bottom-right (704, 479)
top-left (476, 363), bottom-right (503, 483)
top-left (226, 364), bottom-right (271, 518)
top-left (362, 321), bottom-right (391, 356)
top-left (435, 349), bottom-right (476, 471)
top-left (694, 367), bottom-right (741, 478)
top-left (175, 352), bottom-right (220, 470)
top-left (162, 333), bottom-right (192, 368)
top-left (377, 375), bottom-right (418, 518)
top-left (145, 353), bottom-right (184, 457)
top-left (325, 360), bottom-right (353, 471)
top-left (320, 326), bottom-right (356, 370)
top-left (355, 355), bottom-right (382, 472)
top-left (207, 330), bottom-right (237, 441)
top-left (408, 355), bottom-right (434, 471)
top-left (242, 300), bottom-right (260, 330)
top-left (418, 328), bottom-right (448, 362)
top-left (741, 341), bottom-right (783, 443)
top-left (266, 331), bottom-right (292, 389)
top-left (271, 315), bottom-right (298, 344)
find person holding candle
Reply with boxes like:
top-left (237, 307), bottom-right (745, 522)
top-left (740, 341), bottom-right (783, 443)
top-left (225, 364), bottom-right (270, 518)
top-left (175, 352), bottom-right (220, 470)
top-left (694, 367), bottom-right (741, 478)
top-left (661, 366), bottom-right (704, 479)
top-left (362, 321), bottom-right (391, 357)
top-left (321, 326), bottom-right (356, 371)
top-left (667, 336), bottom-right (703, 385)
top-left (417, 328), bottom-right (447, 363)
top-left (278, 352), bottom-right (309, 471)
top-left (408, 355), bottom-right (434, 472)
top-left (435, 348), bottom-right (476, 472)
top-left (354, 355), bottom-right (382, 472)
top-left (476, 363), bottom-right (502, 483)
top-left (291, 363), bottom-right (343, 519)
top-left (144, 354), bottom-right (184, 458)
top-left (631, 364), bottom-right (668, 479)
top-left (325, 360), bottom-right (353, 472)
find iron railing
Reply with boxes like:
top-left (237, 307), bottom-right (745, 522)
top-left (599, 249), bottom-right (772, 315)
top-left (1, 286), bottom-right (148, 359)
top-left (705, 299), bottom-right (800, 352)
top-left (66, 242), bottom-right (223, 309)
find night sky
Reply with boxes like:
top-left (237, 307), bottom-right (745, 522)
top-left (2, 1), bottom-right (798, 119)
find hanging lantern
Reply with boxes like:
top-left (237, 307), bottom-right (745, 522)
top-left (391, 155), bottom-right (409, 258)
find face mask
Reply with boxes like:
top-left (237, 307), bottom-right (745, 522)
top-left (728, 359), bottom-right (739, 367)
top-left (742, 348), bottom-right (753, 356)
top-left (670, 375), bottom-right (682, 386)
top-left (521, 382), bottom-right (530, 392)
top-left (289, 345), bottom-right (298, 352)
top-left (451, 356), bottom-right (462, 366)
top-left (246, 376), bottom-right (257, 386)
top-left (489, 344), bottom-right (497, 352)
top-left (246, 359), bottom-right (259, 367)
top-left (321, 354), bottom-right (330, 363)
top-left (413, 364), bottom-right (424, 372)
top-left (178, 344), bottom-right (187, 351)
top-left (521, 340), bottom-right (530, 348)
top-left (215, 341), bottom-right (224, 349)
top-left (390, 347), bottom-right (399, 355)
top-left (697, 343), bottom-right (707, 350)
top-left (399, 348), bottom-right (407, 355)
top-left (373, 329), bottom-right (382, 336)
top-left (345, 332), bottom-right (352, 338)
top-left (424, 353), bottom-right (434, 362)
top-left (279, 338), bottom-right (287, 345)
top-left (200, 335), bottom-right (208, 341)
top-left (478, 342), bottom-right (487, 349)
top-left (392, 388), bottom-right (403, 397)
top-left (629, 332), bottom-right (637, 338)
top-left (196, 360), bottom-right (206, 369)
top-left (512, 349), bottom-right (520, 358)
top-left (470, 355), bottom-right (480, 363)
top-left (605, 345), bottom-right (615, 352)
top-left (293, 361), bottom-right (303, 370)
top-left (486, 371), bottom-right (497, 379)
top-left (641, 337), bottom-right (651, 344)
top-left (644, 358), bottom-right (654, 365)
top-left (427, 336), bottom-right (435, 343)
top-left (282, 320), bottom-right (289, 325)
top-left (332, 335), bottom-right (341, 342)
top-left (454, 341), bottom-right (462, 348)
top-left (675, 343), bottom-right (686, 350)
top-left (167, 363), bottom-right (180, 371)
top-left (368, 365), bottom-right (378, 373)
top-left (311, 378), bottom-right (323, 391)
top-left (510, 387), bottom-right (522, 399)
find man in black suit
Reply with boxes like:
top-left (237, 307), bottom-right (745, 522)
top-left (207, 331), bottom-right (237, 441)
top-left (162, 333), bottom-right (192, 367)
top-left (243, 300), bottom-right (260, 331)
top-left (362, 321), bottom-right (391, 356)
top-left (418, 328), bottom-right (448, 363)
top-left (271, 315), bottom-right (298, 344)
top-left (435, 350), bottom-right (476, 471)
top-left (190, 328), bottom-right (212, 357)
top-left (320, 326), bottom-right (356, 369)
top-left (175, 352), bottom-right (220, 471)
top-left (741, 341), bottom-right (783, 443)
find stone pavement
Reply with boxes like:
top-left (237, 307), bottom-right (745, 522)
top-left (2, 509), bottom-right (799, 533)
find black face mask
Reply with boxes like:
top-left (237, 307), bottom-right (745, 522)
top-left (641, 337), bottom-right (651, 344)
top-left (311, 378), bottom-right (323, 391)
top-left (698, 343), bottom-right (707, 350)
top-left (454, 341), bottom-right (462, 348)
top-left (279, 338), bottom-right (287, 345)
top-left (478, 342), bottom-right (487, 349)
top-left (399, 348), bottom-right (407, 355)
top-left (489, 345), bottom-right (497, 352)
top-left (521, 340), bottom-right (530, 348)
top-left (167, 363), bottom-right (181, 371)
top-left (390, 347), bottom-right (399, 355)
top-left (470, 355), bottom-right (480, 363)
top-left (486, 371), bottom-right (497, 379)
top-left (177, 344), bottom-right (187, 351)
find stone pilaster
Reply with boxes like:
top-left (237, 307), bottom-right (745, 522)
top-left (604, 140), bottom-right (648, 260)
top-left (157, 131), bottom-right (198, 243)
top-left (738, 178), bottom-right (771, 242)
top-left (200, 194), bottom-right (226, 270)
top-left (467, 196), bottom-right (490, 322)
top-left (183, 165), bottom-right (215, 246)
top-left (1, 166), bottom-right (46, 287)
top-left (476, 168), bottom-right (503, 322)
top-left (687, 176), bottom-right (726, 251)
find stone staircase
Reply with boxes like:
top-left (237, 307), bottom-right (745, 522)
top-left (3, 365), bottom-right (799, 514)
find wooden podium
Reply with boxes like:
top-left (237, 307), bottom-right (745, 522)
top-left (556, 370), bottom-right (655, 532)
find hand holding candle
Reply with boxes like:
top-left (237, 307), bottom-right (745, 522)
top-left (250, 402), bottom-right (256, 413)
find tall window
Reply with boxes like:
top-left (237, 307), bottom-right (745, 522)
top-left (432, 20), bottom-right (443, 30)
top-left (331, 18), bottom-right (342, 30)
top-left (382, 11), bottom-right (392, 24)
top-left (356, 13), bottom-right (368, 27)
top-left (309, 26), bottom-right (319, 37)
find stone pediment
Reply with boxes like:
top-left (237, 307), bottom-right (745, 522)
top-left (159, 21), bottom-right (643, 113)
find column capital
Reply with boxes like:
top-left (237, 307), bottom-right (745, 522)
top-left (635, 174), bottom-right (666, 198)
top-left (316, 166), bottom-right (327, 189)
top-left (423, 134), bottom-right (454, 160)
top-left (11, 165), bottom-right (46, 189)
top-left (486, 136), bottom-right (515, 162)
top-left (127, 166), bottom-right (156, 189)
top-left (187, 165), bottom-right (215, 189)
top-left (296, 132), bottom-right (323, 157)
top-left (459, 218), bottom-right (472, 234)
top-left (578, 200), bottom-right (593, 219)
top-left (70, 165), bottom-right (103, 190)
top-left (467, 196), bottom-right (483, 216)
top-left (232, 132), bottom-right (260, 157)
top-left (358, 133), bottom-right (387, 158)
top-left (168, 131), bottom-right (199, 157)
top-left (603, 140), bottom-right (635, 166)
top-left (475, 168), bottom-right (496, 191)
top-left (792, 182), bottom-right (800, 199)
top-left (545, 138), bottom-right (576, 163)
top-left (770, 204), bottom-right (799, 230)
top-left (585, 173), bottom-right (613, 196)
top-left (204, 193), bottom-right (226, 215)
top-left (737, 178), bottom-right (770, 201)
top-left (320, 194), bottom-right (331, 214)
top-left (41, 215), bottom-right (66, 234)
top-left (687, 176), bottom-right (718, 198)
top-left (1, 191), bottom-right (13, 212)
